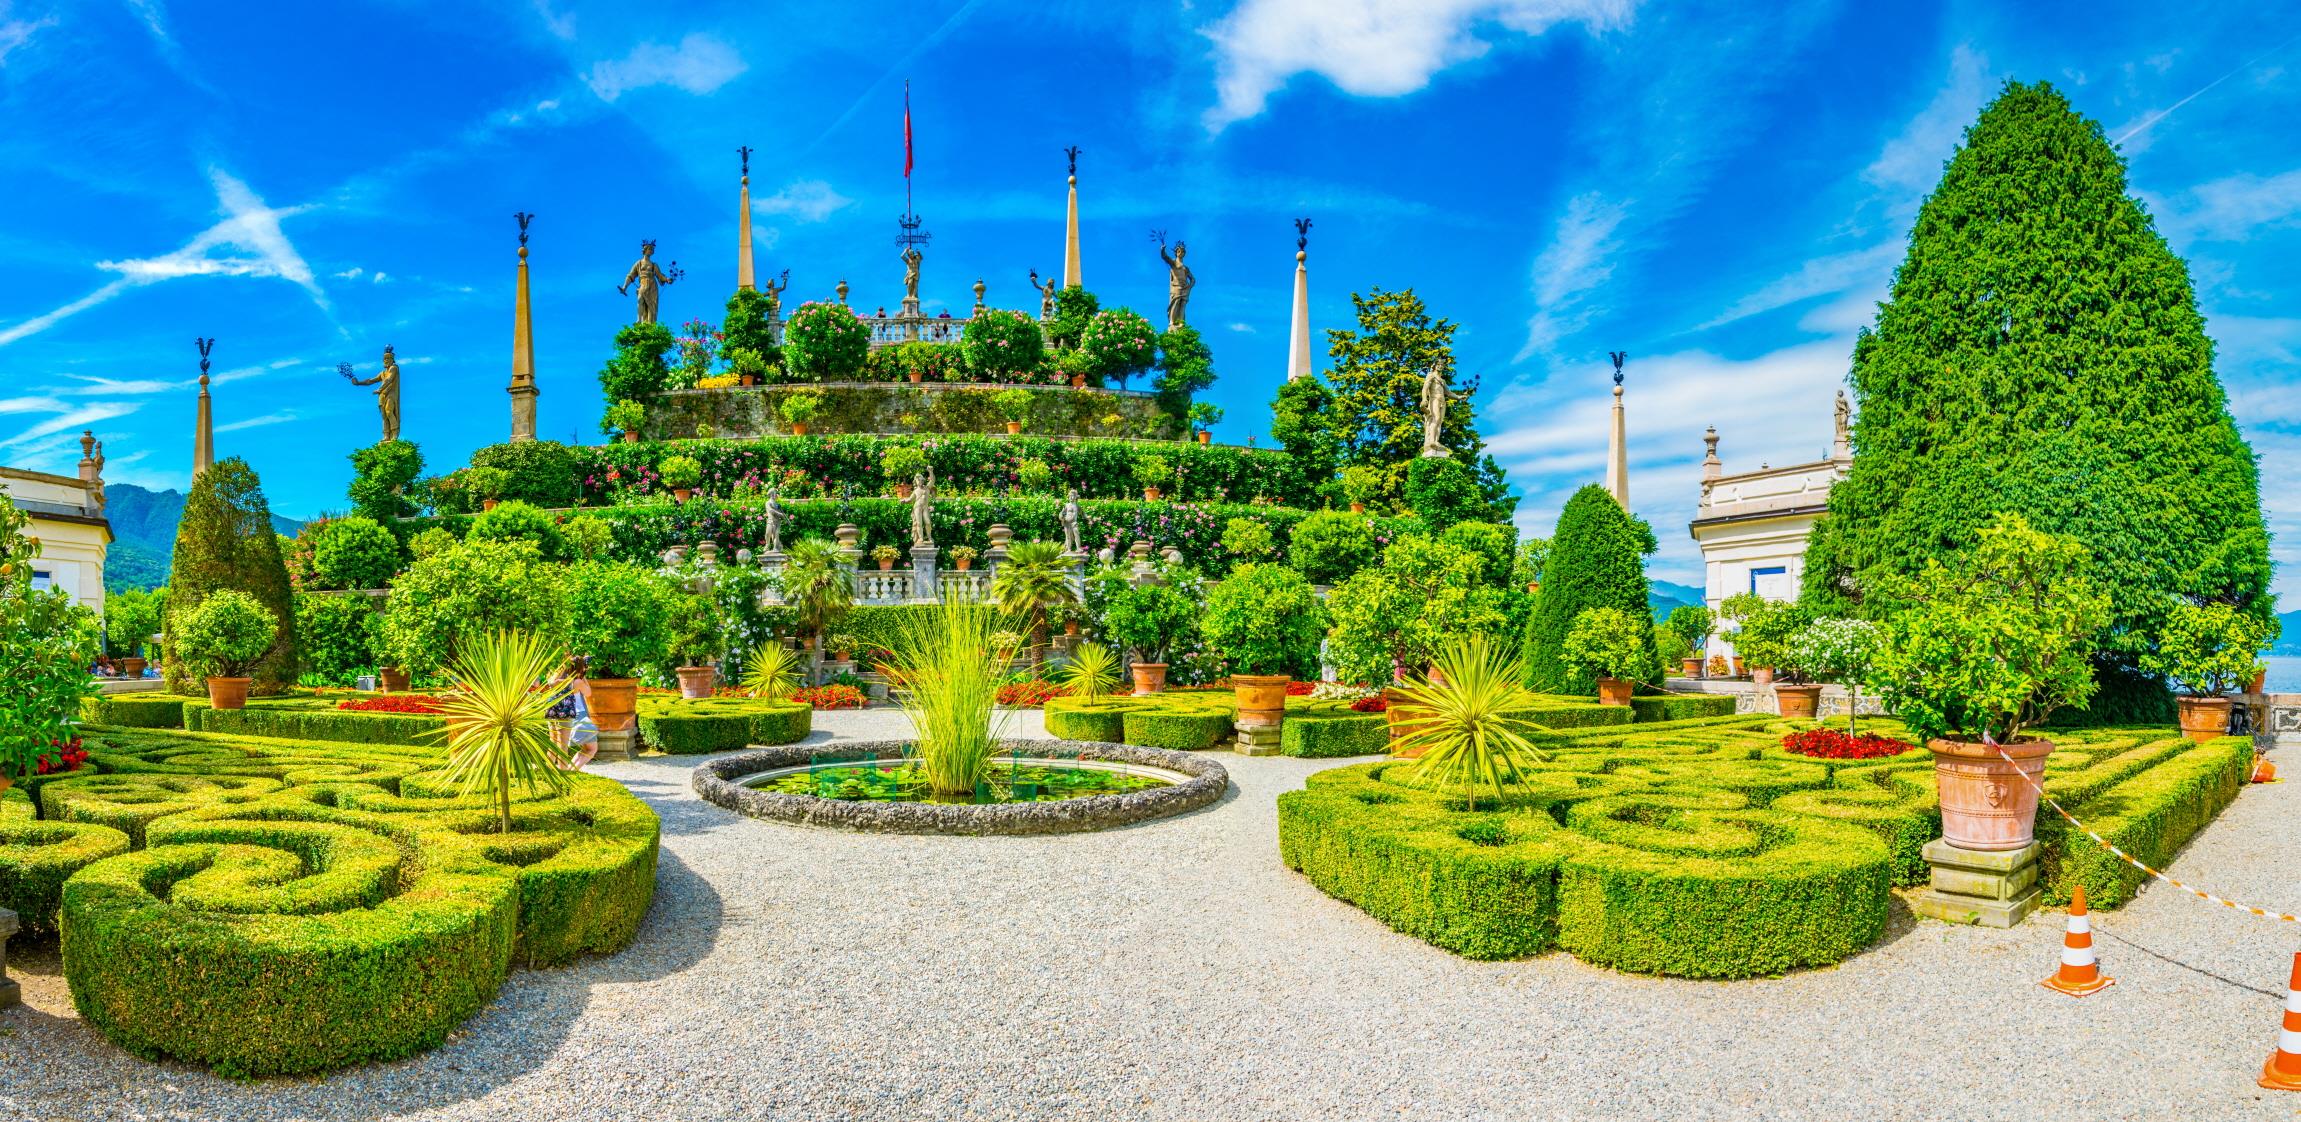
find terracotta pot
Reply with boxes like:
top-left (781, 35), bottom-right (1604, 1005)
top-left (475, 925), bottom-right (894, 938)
top-left (1774, 683), bottom-right (1823, 719)
top-left (1006, 421), bottom-right (1023, 435)
top-left (1196, 431), bottom-right (1211, 445)
top-left (587, 678), bottom-right (640, 732)
top-left (379, 666), bottom-right (411, 693)
top-left (739, 374), bottom-right (755, 387)
top-left (1130, 662), bottom-right (1169, 696)
top-left (790, 422), bottom-right (809, 436)
top-left (1382, 688), bottom-right (1416, 750)
top-left (1929, 736), bottom-right (2054, 851)
top-left (2252, 669), bottom-right (2270, 695)
top-left (1425, 665), bottom-right (1449, 689)
top-left (1069, 375), bottom-right (1086, 389)
top-left (2175, 695), bottom-right (2233, 743)
top-left (621, 431), bottom-right (639, 444)
top-left (481, 498), bottom-right (499, 511)
top-left (1680, 657), bottom-right (1704, 678)
top-left (674, 665), bottom-right (717, 700)
top-left (672, 488), bottom-right (693, 503)
top-left (1064, 620), bottom-right (1080, 637)
top-left (1143, 487), bottom-right (1162, 501)
top-left (1750, 666), bottom-right (1773, 687)
top-left (1731, 657), bottom-right (1745, 677)
top-left (955, 558), bottom-right (973, 571)
top-left (909, 372), bottom-right (924, 384)
top-left (1349, 502), bottom-right (1366, 514)
top-left (895, 483), bottom-right (913, 500)
top-left (205, 676), bottom-right (253, 710)
top-left (2253, 755), bottom-right (2278, 783)
top-left (120, 657), bottom-right (147, 678)
top-left (1596, 677), bottom-right (1633, 707)
top-left (1233, 674), bottom-right (1289, 729)
top-left (877, 558), bottom-right (895, 571)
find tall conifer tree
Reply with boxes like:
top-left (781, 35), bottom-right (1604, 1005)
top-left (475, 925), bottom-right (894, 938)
top-left (1522, 484), bottom-right (1662, 693)
top-left (1804, 81), bottom-right (2271, 710)
top-left (166, 458), bottom-right (298, 694)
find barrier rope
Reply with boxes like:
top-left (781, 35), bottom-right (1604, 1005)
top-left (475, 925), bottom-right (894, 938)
top-left (1987, 736), bottom-right (2300, 923)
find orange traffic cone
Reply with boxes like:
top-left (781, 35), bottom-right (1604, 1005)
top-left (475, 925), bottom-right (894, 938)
top-left (2041, 884), bottom-right (2114, 997)
top-left (2263, 952), bottom-right (2301, 1091)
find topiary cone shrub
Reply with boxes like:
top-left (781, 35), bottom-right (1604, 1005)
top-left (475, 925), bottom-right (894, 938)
top-left (164, 459), bottom-right (299, 696)
top-left (1521, 485), bottom-right (1661, 694)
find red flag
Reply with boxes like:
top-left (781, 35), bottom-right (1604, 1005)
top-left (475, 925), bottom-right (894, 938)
top-left (903, 80), bottom-right (913, 179)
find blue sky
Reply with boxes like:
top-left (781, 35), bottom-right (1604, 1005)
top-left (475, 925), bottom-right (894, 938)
top-left (2, 1), bottom-right (2299, 596)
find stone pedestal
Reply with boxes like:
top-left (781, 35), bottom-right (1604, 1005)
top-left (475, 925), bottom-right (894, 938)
top-left (0, 908), bottom-right (19, 1008)
top-left (1911, 839), bottom-right (2041, 928)
top-left (1234, 724), bottom-right (1284, 757)
top-left (592, 727), bottom-right (638, 764)
top-left (911, 545), bottom-right (940, 603)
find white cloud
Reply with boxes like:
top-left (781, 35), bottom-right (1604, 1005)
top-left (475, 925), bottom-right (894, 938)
top-left (0, 396), bottom-right (67, 414)
top-left (1864, 45), bottom-right (1992, 198)
top-left (1228, 322), bottom-right (1256, 333)
top-left (0, 402), bottom-right (140, 452)
top-left (334, 266), bottom-right (365, 280)
top-left (2155, 169), bottom-right (2301, 243)
top-left (1201, 0), bottom-right (1634, 130)
top-left (58, 376), bottom-right (182, 396)
top-left (751, 180), bottom-right (851, 224)
top-left (214, 411), bottom-right (297, 434)
top-left (1697, 241), bottom-right (1900, 330)
top-left (586, 33), bottom-right (745, 101)
top-left (0, 3), bottom-right (56, 66)
top-left (532, 0), bottom-right (575, 40)
top-left (1520, 192), bottom-right (1626, 357)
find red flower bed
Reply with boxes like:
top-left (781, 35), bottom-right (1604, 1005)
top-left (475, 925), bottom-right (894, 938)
top-left (35, 737), bottom-right (88, 775)
top-left (1285, 681), bottom-right (1316, 697)
top-left (337, 695), bottom-right (451, 715)
top-left (996, 680), bottom-right (1072, 706)
top-left (1349, 696), bottom-right (1388, 713)
top-left (1781, 727), bottom-right (1916, 760)
top-left (793, 684), bottom-right (868, 710)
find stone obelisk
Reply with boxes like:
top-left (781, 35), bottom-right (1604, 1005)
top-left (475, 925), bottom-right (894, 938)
top-left (1605, 352), bottom-right (1629, 509)
top-left (736, 146), bottom-right (756, 291)
top-left (1062, 146), bottom-right (1082, 288)
top-left (1286, 218), bottom-right (1312, 381)
top-left (509, 213), bottom-right (538, 443)
top-left (192, 337), bottom-right (215, 478)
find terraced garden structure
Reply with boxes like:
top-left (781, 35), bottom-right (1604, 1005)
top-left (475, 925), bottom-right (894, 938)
top-left (1277, 716), bottom-right (2254, 978)
top-left (0, 725), bottom-right (660, 1076)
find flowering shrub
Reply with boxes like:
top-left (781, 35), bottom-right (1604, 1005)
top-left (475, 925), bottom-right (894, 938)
top-left (1078, 308), bottom-right (1157, 387)
top-left (338, 695), bottom-right (451, 714)
top-left (1348, 695), bottom-right (1389, 713)
top-left (782, 301), bottom-right (871, 381)
top-left (960, 308), bottom-right (1046, 380)
top-left (1309, 681), bottom-right (1378, 701)
top-left (1779, 727), bottom-right (1915, 760)
top-left (995, 680), bottom-right (1072, 706)
top-left (1285, 680), bottom-right (1316, 696)
top-left (793, 684), bottom-right (868, 710)
top-left (35, 737), bottom-right (88, 775)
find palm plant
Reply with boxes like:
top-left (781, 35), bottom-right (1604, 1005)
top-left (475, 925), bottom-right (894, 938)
top-left (1394, 636), bottom-right (1548, 810)
top-left (992, 540), bottom-right (1077, 646)
top-left (430, 630), bottom-right (571, 834)
top-left (742, 643), bottom-right (802, 701)
top-left (888, 597), bottom-right (1015, 799)
top-left (781, 538), bottom-right (853, 647)
top-left (1058, 642), bottom-right (1119, 702)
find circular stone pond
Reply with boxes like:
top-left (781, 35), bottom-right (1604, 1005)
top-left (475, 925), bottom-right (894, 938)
top-left (692, 739), bottom-right (1228, 835)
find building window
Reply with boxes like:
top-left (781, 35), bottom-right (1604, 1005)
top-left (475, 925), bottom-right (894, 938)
top-left (31, 569), bottom-right (53, 591)
top-left (1749, 566), bottom-right (1791, 599)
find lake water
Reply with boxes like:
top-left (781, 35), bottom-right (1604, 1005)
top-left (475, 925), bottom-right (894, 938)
top-left (2263, 655), bottom-right (2301, 693)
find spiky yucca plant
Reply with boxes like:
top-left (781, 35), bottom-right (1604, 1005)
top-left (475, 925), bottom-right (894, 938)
top-left (1059, 642), bottom-right (1119, 702)
top-left (1395, 636), bottom-right (1547, 809)
top-left (743, 643), bottom-right (802, 701)
top-left (431, 629), bottom-right (571, 833)
top-left (888, 597), bottom-right (1015, 798)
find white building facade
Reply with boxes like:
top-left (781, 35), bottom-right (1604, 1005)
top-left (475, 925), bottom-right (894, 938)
top-left (1687, 395), bottom-right (1851, 661)
top-left (3, 432), bottom-right (112, 615)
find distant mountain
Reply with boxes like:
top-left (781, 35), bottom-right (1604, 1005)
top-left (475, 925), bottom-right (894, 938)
top-left (2274, 611), bottom-right (2301, 657)
top-left (1649, 579), bottom-right (1707, 623)
top-left (101, 483), bottom-right (304, 592)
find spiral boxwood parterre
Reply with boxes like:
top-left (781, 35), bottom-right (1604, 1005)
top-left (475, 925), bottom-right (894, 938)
top-left (1276, 717), bottom-right (2252, 977)
top-left (5, 727), bottom-right (659, 1077)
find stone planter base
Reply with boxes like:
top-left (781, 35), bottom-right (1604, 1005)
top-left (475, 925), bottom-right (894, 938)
top-left (1911, 839), bottom-right (2042, 928)
top-left (1233, 723), bottom-right (1284, 756)
top-left (0, 907), bottom-right (17, 1008)
top-left (592, 726), bottom-right (637, 763)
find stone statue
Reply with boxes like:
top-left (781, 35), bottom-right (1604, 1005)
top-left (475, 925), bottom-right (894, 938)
top-left (909, 467), bottom-right (935, 547)
top-left (761, 485), bottom-right (787, 554)
top-left (901, 246), bottom-right (923, 304)
top-left (1419, 365), bottom-right (1462, 458)
top-left (340, 345), bottom-right (403, 442)
top-left (1030, 270), bottom-right (1058, 319)
top-left (763, 269), bottom-right (789, 318)
top-left (1158, 237), bottom-right (1195, 329)
top-left (1835, 390), bottom-right (1851, 435)
top-left (619, 240), bottom-right (679, 325)
top-left (1060, 488), bottom-right (1082, 553)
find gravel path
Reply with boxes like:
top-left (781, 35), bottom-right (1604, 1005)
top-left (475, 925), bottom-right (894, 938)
top-left (5, 716), bottom-right (2299, 1121)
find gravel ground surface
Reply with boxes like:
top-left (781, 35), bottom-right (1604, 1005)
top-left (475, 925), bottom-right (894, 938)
top-left (5, 715), bottom-right (2300, 1121)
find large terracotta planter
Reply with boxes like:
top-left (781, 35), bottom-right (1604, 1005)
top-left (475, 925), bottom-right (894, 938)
top-left (1929, 736), bottom-right (2054, 851)
top-left (1196, 431), bottom-right (1211, 445)
top-left (120, 657), bottom-right (147, 678)
top-left (672, 488), bottom-right (693, 503)
top-left (2175, 696), bottom-right (2233, 743)
top-left (1130, 662), bottom-right (1169, 696)
top-left (1774, 683), bottom-right (1823, 719)
top-left (205, 676), bottom-right (252, 710)
top-left (1680, 657), bottom-right (1704, 678)
top-left (790, 422), bottom-right (809, 436)
top-left (481, 499), bottom-right (499, 512)
top-left (1381, 687), bottom-right (1416, 749)
top-left (1731, 657), bottom-right (1745, 677)
top-left (676, 665), bottom-right (717, 700)
top-left (1233, 674), bottom-right (1289, 729)
top-left (955, 558), bottom-right (973, 572)
top-left (1596, 677), bottom-right (1633, 707)
top-left (1142, 487), bottom-right (1162, 501)
top-left (379, 666), bottom-right (411, 693)
top-left (877, 559), bottom-right (895, 571)
top-left (1070, 374), bottom-right (1086, 389)
top-left (2252, 669), bottom-right (2269, 695)
top-left (1349, 502), bottom-right (1366, 514)
top-left (909, 372), bottom-right (924, 384)
top-left (587, 678), bottom-right (640, 732)
top-left (621, 431), bottom-right (639, 444)
top-left (1006, 421), bottom-right (1023, 435)
top-left (1749, 666), bottom-right (1773, 687)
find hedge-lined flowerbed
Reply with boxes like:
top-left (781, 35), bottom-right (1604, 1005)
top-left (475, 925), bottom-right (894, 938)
top-left (1277, 718), bottom-right (2250, 977)
top-left (15, 727), bottom-right (659, 1077)
top-left (185, 698), bottom-right (444, 746)
top-left (80, 694), bottom-right (194, 728)
top-left (636, 696), bottom-right (813, 754)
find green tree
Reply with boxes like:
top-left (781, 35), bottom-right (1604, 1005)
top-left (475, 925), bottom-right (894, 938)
top-left (165, 459), bottom-right (299, 694)
top-left (1153, 323), bottom-right (1217, 417)
top-left (598, 322), bottom-right (677, 405)
top-left (105, 586), bottom-right (167, 658)
top-left (310, 516), bottom-right (401, 591)
top-left (1319, 288), bottom-right (1510, 511)
top-left (1270, 376), bottom-right (1341, 502)
top-left (347, 440), bottom-right (423, 522)
top-left (722, 287), bottom-right (781, 369)
top-left (1327, 533), bottom-right (1510, 686)
top-left (1200, 563), bottom-right (1325, 678)
top-left (1802, 81), bottom-right (2270, 716)
top-left (1048, 286), bottom-right (1101, 351)
top-left (0, 492), bottom-right (99, 790)
top-left (1406, 457), bottom-right (1489, 532)
top-left (1521, 485), bottom-right (1660, 693)
top-left (380, 539), bottom-right (563, 678)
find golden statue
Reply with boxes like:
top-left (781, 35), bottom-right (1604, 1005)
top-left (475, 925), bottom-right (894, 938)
top-left (619, 240), bottom-right (681, 325)
top-left (340, 345), bottom-right (403, 443)
top-left (1157, 235), bottom-right (1195, 329)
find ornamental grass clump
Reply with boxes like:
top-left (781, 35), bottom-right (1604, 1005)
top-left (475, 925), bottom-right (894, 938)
top-left (1395, 636), bottom-right (1548, 809)
top-left (889, 598), bottom-right (1015, 798)
top-left (430, 629), bottom-right (571, 834)
top-left (1058, 642), bottom-right (1120, 702)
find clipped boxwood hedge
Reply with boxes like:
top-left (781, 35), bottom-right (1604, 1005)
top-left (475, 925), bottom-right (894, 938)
top-left (1281, 710), bottom-right (1390, 758)
top-left (1043, 697), bottom-right (1143, 743)
top-left (185, 698), bottom-right (444, 746)
top-left (80, 693), bottom-right (194, 728)
top-left (1121, 708), bottom-right (1234, 751)
top-left (15, 726), bottom-right (659, 1077)
top-left (637, 697), bottom-right (813, 754)
top-left (1627, 692), bottom-right (1739, 723)
top-left (1, 786), bottom-right (132, 934)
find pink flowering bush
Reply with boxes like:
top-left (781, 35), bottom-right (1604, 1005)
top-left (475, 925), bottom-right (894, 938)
top-left (783, 301), bottom-right (871, 381)
top-left (960, 308), bottom-right (1046, 381)
top-left (1079, 308), bottom-right (1157, 388)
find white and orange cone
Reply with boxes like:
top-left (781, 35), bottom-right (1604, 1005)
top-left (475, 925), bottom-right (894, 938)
top-left (2041, 884), bottom-right (2115, 997)
top-left (2262, 952), bottom-right (2301, 1091)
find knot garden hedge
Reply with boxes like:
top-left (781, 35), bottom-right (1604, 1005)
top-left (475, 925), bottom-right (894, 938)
top-left (1276, 715), bottom-right (2252, 978)
top-left (0, 726), bottom-right (660, 1077)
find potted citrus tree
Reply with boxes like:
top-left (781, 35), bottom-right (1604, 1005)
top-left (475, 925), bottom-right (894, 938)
top-left (1789, 617), bottom-right (1883, 732)
top-left (658, 454), bottom-right (702, 502)
top-left (1664, 604), bottom-right (1714, 678)
top-left (560, 561), bottom-right (674, 734)
top-left (780, 391), bottom-right (823, 436)
top-left (871, 544), bottom-right (902, 571)
top-left (1104, 582), bottom-right (1198, 694)
top-left (1726, 595), bottom-right (1807, 692)
top-left (1561, 606), bottom-right (1649, 707)
top-left (1341, 465), bottom-right (1384, 514)
top-left (994, 388), bottom-right (1032, 435)
top-left (882, 445), bottom-right (927, 498)
top-left (1201, 562), bottom-right (1324, 729)
top-left (171, 590), bottom-right (279, 710)
top-left (2142, 601), bottom-right (2270, 743)
top-left (1187, 401), bottom-right (1223, 444)
top-left (1873, 514), bottom-right (2108, 851)
top-left (601, 399), bottom-right (646, 444)
top-left (666, 588), bottom-right (724, 699)
top-left (1134, 455), bottom-right (1171, 502)
top-left (947, 545), bottom-right (980, 572)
